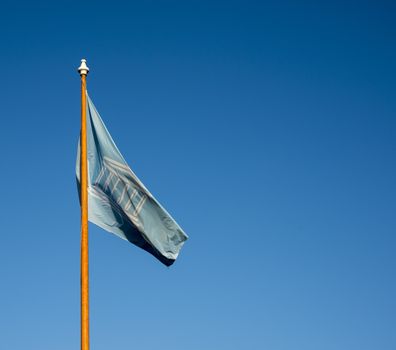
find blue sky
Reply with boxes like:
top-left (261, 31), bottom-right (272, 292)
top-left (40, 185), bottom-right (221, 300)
top-left (0, 1), bottom-right (395, 349)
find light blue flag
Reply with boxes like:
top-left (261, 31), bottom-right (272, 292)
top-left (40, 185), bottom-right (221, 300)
top-left (76, 92), bottom-right (188, 266)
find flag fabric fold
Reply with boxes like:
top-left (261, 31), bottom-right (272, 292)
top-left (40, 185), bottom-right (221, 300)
top-left (76, 92), bottom-right (188, 266)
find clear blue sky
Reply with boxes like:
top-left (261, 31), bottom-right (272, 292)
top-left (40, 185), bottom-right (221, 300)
top-left (0, 1), bottom-right (395, 349)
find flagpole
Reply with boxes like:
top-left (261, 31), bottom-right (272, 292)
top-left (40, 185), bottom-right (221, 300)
top-left (78, 59), bottom-right (90, 350)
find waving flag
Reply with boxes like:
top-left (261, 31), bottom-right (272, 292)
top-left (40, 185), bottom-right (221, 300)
top-left (76, 93), bottom-right (188, 266)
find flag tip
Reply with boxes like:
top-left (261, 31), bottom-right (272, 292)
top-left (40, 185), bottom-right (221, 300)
top-left (78, 59), bottom-right (89, 76)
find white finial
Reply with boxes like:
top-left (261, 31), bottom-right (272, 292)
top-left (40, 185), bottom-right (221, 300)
top-left (78, 59), bottom-right (89, 76)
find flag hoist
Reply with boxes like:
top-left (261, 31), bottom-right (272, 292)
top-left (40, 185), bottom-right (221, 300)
top-left (78, 59), bottom-right (90, 350)
top-left (76, 59), bottom-right (188, 350)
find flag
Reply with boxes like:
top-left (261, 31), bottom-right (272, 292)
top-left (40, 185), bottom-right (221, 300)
top-left (76, 92), bottom-right (188, 266)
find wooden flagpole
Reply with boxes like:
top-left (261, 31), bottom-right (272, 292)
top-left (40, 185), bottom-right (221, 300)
top-left (78, 59), bottom-right (90, 350)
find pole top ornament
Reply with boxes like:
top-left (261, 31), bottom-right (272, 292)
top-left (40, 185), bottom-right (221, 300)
top-left (78, 59), bottom-right (89, 76)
